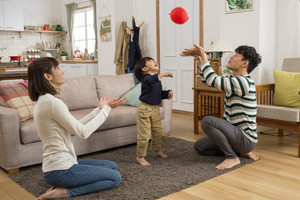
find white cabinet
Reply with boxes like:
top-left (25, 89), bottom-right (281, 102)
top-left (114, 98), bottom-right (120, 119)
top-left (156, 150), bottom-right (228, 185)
top-left (87, 63), bottom-right (98, 75)
top-left (0, 1), bottom-right (24, 31)
top-left (60, 64), bottom-right (78, 79)
top-left (59, 63), bottom-right (98, 79)
top-left (76, 64), bottom-right (87, 77)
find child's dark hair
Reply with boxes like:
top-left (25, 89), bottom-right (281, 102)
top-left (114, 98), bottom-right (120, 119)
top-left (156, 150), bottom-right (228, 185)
top-left (235, 45), bottom-right (262, 74)
top-left (134, 57), bottom-right (154, 82)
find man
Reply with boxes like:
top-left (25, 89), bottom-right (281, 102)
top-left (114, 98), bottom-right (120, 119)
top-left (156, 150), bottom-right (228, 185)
top-left (181, 44), bottom-right (261, 169)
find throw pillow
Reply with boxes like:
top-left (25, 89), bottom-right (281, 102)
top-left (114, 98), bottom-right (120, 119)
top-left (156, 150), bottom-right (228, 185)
top-left (0, 96), bottom-right (5, 106)
top-left (120, 83), bottom-right (141, 106)
top-left (273, 70), bottom-right (300, 108)
top-left (0, 81), bottom-right (34, 122)
top-left (120, 84), bottom-right (168, 107)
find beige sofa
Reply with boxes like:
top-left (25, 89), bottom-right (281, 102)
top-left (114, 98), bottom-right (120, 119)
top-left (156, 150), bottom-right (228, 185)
top-left (0, 74), bottom-right (172, 173)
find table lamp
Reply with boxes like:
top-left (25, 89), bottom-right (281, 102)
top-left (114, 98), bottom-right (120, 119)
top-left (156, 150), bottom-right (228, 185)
top-left (206, 40), bottom-right (234, 65)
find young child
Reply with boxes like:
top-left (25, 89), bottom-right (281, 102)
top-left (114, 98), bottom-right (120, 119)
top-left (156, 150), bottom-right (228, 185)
top-left (134, 57), bottom-right (173, 166)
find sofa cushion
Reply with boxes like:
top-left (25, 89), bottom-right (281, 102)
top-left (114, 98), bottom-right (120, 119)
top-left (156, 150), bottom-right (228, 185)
top-left (0, 80), bottom-right (34, 122)
top-left (95, 74), bottom-right (135, 99)
top-left (257, 104), bottom-right (300, 122)
top-left (20, 119), bottom-right (40, 144)
top-left (58, 75), bottom-right (99, 111)
top-left (273, 70), bottom-right (300, 109)
top-left (71, 106), bottom-right (164, 131)
top-left (19, 105), bottom-right (165, 144)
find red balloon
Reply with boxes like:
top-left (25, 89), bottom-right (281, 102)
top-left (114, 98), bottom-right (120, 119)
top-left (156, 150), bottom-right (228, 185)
top-left (170, 7), bottom-right (189, 24)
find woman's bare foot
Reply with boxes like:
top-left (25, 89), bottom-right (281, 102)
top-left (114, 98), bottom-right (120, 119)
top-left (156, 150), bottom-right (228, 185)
top-left (36, 187), bottom-right (68, 200)
top-left (215, 157), bottom-right (241, 170)
top-left (155, 150), bottom-right (167, 158)
top-left (137, 156), bottom-right (151, 166)
top-left (242, 151), bottom-right (260, 161)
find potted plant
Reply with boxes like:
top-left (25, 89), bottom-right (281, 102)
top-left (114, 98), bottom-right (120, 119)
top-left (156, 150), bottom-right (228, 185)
top-left (60, 51), bottom-right (68, 61)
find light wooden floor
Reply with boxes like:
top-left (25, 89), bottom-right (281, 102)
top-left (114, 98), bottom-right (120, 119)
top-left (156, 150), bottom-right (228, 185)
top-left (1, 112), bottom-right (300, 200)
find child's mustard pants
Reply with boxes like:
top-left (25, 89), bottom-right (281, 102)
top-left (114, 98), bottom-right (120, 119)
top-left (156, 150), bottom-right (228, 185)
top-left (136, 101), bottom-right (163, 157)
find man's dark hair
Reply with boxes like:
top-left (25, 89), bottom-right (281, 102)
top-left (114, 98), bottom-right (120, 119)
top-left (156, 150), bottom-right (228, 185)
top-left (134, 57), bottom-right (154, 82)
top-left (28, 57), bottom-right (59, 101)
top-left (235, 45), bottom-right (262, 74)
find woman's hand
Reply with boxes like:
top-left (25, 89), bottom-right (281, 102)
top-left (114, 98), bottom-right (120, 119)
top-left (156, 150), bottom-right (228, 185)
top-left (107, 97), bottom-right (128, 109)
top-left (99, 96), bottom-right (111, 109)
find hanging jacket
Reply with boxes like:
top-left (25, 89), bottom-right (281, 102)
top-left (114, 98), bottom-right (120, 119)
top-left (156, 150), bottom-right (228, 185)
top-left (127, 18), bottom-right (142, 70)
top-left (114, 21), bottom-right (131, 74)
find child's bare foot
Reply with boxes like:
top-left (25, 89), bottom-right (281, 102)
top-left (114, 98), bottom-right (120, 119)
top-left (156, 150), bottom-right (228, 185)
top-left (215, 157), bottom-right (240, 170)
top-left (242, 151), bottom-right (260, 161)
top-left (36, 187), bottom-right (68, 200)
top-left (136, 156), bottom-right (151, 166)
top-left (155, 150), bottom-right (167, 158)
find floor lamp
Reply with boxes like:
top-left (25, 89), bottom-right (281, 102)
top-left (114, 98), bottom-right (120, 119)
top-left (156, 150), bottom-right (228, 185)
top-left (206, 40), bottom-right (234, 66)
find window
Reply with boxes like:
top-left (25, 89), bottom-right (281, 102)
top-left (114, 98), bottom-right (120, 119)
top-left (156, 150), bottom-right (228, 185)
top-left (73, 8), bottom-right (95, 54)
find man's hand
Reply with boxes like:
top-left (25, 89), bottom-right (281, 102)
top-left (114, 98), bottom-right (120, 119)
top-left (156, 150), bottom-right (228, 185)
top-left (168, 91), bottom-right (173, 100)
top-left (180, 44), bottom-right (208, 64)
top-left (107, 97), bottom-right (128, 109)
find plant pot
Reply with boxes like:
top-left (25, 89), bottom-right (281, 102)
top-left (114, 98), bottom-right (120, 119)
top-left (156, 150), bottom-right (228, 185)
top-left (61, 56), bottom-right (67, 61)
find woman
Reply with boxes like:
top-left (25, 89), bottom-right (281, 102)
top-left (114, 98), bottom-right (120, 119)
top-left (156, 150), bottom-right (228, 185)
top-left (28, 57), bottom-right (127, 199)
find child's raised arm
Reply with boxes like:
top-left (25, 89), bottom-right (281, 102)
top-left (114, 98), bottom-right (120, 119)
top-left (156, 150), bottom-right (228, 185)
top-left (158, 72), bottom-right (173, 79)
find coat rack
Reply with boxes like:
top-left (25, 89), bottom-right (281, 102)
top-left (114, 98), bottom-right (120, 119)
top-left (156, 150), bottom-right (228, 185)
top-left (126, 16), bottom-right (145, 35)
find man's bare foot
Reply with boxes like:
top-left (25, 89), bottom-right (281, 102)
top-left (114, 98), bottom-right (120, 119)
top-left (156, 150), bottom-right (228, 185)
top-left (215, 157), bottom-right (241, 170)
top-left (137, 156), bottom-right (151, 166)
top-left (155, 150), bottom-right (167, 158)
top-left (36, 187), bottom-right (68, 200)
top-left (242, 151), bottom-right (260, 161)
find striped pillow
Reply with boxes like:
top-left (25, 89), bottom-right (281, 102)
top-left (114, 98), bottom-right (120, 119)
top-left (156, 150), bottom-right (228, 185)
top-left (0, 81), bottom-right (34, 122)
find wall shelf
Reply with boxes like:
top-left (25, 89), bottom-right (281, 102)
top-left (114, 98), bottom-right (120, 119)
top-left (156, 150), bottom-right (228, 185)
top-left (23, 30), bottom-right (67, 34)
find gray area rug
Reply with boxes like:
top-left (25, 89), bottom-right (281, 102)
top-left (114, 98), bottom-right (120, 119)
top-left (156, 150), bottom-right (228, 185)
top-left (9, 138), bottom-right (254, 200)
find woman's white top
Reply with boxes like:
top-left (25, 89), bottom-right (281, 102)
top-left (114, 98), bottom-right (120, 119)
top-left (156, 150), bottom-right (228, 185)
top-left (33, 93), bottom-right (111, 172)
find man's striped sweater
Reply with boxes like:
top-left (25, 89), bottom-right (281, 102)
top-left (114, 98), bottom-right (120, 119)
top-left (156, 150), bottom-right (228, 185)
top-left (199, 61), bottom-right (257, 143)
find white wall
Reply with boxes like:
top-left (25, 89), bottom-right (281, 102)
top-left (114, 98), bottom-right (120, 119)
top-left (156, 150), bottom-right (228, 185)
top-left (258, 0), bottom-right (277, 84)
top-left (132, 0), bottom-right (157, 60)
top-left (96, 0), bottom-right (156, 75)
top-left (203, 0), bottom-right (221, 49)
top-left (276, 0), bottom-right (300, 69)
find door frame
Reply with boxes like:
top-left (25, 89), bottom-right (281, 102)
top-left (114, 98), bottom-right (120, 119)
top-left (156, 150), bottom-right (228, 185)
top-left (156, 0), bottom-right (203, 69)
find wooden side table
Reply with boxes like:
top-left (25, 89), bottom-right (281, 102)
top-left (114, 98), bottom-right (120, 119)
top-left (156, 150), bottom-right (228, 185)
top-left (193, 87), bottom-right (225, 134)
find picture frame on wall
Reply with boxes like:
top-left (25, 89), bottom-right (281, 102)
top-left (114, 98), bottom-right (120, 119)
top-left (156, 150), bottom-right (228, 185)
top-left (225, 0), bottom-right (253, 14)
top-left (100, 15), bottom-right (112, 42)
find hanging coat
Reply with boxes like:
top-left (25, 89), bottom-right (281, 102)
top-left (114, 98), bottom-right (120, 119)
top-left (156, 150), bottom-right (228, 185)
top-left (114, 21), bottom-right (131, 75)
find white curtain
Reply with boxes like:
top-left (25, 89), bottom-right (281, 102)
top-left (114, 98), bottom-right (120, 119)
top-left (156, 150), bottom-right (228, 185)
top-left (276, 0), bottom-right (300, 68)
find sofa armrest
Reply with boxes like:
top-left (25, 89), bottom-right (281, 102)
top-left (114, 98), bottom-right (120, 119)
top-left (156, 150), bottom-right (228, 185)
top-left (256, 83), bottom-right (275, 105)
top-left (160, 99), bottom-right (172, 136)
top-left (0, 105), bottom-right (22, 170)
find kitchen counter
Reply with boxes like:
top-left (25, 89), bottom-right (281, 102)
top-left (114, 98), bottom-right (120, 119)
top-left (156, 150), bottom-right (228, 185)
top-left (0, 70), bottom-right (28, 81)
top-left (58, 60), bottom-right (98, 64)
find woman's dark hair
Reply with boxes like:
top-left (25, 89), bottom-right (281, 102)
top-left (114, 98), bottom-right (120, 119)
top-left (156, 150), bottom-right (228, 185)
top-left (235, 45), bottom-right (262, 74)
top-left (134, 57), bottom-right (154, 82)
top-left (28, 57), bottom-right (59, 101)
